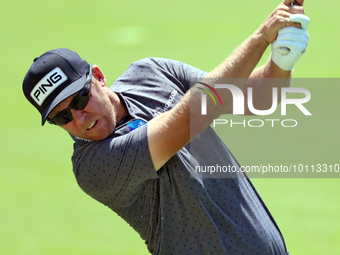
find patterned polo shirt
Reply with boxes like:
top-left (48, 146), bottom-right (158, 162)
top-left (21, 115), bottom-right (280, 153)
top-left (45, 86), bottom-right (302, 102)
top-left (71, 58), bottom-right (288, 255)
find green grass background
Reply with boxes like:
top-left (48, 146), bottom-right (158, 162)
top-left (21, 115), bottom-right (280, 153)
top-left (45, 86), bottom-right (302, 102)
top-left (1, 0), bottom-right (339, 254)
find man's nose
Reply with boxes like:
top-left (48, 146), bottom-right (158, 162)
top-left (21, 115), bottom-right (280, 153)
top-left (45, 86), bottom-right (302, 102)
top-left (70, 109), bottom-right (86, 125)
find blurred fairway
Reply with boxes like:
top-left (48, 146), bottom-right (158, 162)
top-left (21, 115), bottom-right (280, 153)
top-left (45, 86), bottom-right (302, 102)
top-left (1, 0), bottom-right (339, 254)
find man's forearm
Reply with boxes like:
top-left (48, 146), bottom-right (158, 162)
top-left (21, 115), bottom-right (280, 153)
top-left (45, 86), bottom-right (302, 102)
top-left (189, 29), bottom-right (270, 131)
top-left (207, 30), bottom-right (269, 80)
top-left (240, 59), bottom-right (292, 114)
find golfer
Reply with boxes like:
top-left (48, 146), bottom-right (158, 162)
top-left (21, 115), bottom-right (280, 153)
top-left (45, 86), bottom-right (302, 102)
top-left (23, 0), bottom-right (309, 254)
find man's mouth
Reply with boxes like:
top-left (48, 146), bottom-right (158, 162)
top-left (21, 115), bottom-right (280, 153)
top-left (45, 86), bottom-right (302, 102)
top-left (87, 120), bottom-right (98, 130)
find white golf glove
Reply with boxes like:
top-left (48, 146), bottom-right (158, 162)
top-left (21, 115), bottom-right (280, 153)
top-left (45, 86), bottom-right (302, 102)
top-left (271, 14), bottom-right (310, 71)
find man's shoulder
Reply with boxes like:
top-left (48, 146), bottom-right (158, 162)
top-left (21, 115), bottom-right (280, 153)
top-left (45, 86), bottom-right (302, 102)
top-left (130, 57), bottom-right (182, 66)
top-left (116, 57), bottom-right (206, 84)
top-left (112, 57), bottom-right (191, 88)
top-left (127, 57), bottom-right (186, 73)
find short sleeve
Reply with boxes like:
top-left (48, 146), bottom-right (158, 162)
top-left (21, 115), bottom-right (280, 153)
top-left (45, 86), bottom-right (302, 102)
top-left (72, 124), bottom-right (158, 208)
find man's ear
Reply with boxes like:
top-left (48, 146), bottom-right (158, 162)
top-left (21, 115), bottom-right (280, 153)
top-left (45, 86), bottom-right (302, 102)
top-left (92, 65), bottom-right (106, 87)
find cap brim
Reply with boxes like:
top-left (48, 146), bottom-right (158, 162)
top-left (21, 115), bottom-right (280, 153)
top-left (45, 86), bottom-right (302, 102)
top-left (41, 75), bottom-right (87, 125)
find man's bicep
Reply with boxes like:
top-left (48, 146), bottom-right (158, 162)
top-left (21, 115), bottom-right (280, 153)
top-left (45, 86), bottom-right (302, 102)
top-left (147, 101), bottom-right (191, 171)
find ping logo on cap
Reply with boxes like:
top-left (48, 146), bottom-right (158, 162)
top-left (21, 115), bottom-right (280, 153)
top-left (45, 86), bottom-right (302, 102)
top-left (30, 67), bottom-right (68, 106)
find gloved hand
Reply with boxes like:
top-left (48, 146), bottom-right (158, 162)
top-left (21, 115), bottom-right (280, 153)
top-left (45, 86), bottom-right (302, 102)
top-left (271, 14), bottom-right (310, 71)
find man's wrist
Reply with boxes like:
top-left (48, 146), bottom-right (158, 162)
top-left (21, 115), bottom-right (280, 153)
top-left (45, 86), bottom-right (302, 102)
top-left (268, 59), bottom-right (292, 77)
top-left (256, 27), bottom-right (271, 48)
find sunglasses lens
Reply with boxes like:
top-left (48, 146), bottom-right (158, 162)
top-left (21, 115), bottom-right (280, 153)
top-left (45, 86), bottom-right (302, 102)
top-left (71, 93), bottom-right (89, 110)
top-left (51, 110), bottom-right (73, 126)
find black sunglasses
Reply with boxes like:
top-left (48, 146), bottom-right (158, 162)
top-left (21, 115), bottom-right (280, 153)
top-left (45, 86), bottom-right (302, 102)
top-left (48, 64), bottom-right (92, 126)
